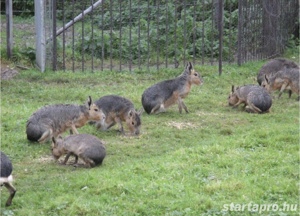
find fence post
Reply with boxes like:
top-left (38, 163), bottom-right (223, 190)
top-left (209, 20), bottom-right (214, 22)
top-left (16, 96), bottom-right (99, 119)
top-left (52, 0), bottom-right (57, 71)
top-left (6, 0), bottom-right (13, 59)
top-left (218, 0), bottom-right (224, 75)
top-left (35, 0), bottom-right (46, 72)
top-left (237, 0), bottom-right (243, 66)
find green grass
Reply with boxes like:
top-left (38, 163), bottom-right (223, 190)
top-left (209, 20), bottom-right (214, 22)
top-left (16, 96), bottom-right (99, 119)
top-left (1, 61), bottom-right (299, 216)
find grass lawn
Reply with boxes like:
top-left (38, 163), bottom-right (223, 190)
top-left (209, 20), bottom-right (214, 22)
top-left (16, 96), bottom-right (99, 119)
top-left (1, 60), bottom-right (299, 215)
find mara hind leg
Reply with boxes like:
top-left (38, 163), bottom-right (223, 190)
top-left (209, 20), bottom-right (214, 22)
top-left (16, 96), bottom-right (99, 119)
top-left (97, 115), bottom-right (116, 130)
top-left (162, 92), bottom-right (179, 113)
top-left (38, 129), bottom-right (53, 143)
top-left (150, 103), bottom-right (166, 114)
top-left (278, 82), bottom-right (288, 99)
top-left (4, 182), bottom-right (16, 206)
top-left (245, 102), bottom-right (262, 113)
top-left (83, 158), bottom-right (95, 168)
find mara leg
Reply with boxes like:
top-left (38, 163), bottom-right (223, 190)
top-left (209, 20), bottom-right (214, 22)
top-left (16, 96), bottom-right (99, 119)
top-left (63, 152), bottom-right (74, 165)
top-left (245, 102), bottom-right (262, 113)
top-left (278, 82), bottom-right (288, 99)
top-left (4, 182), bottom-right (16, 207)
top-left (38, 129), bottom-right (53, 143)
top-left (177, 97), bottom-right (188, 113)
top-left (70, 125), bottom-right (79, 135)
top-left (288, 90), bottom-right (292, 98)
top-left (81, 157), bottom-right (95, 168)
top-left (232, 99), bottom-right (244, 108)
top-left (150, 103), bottom-right (164, 114)
top-left (114, 117), bottom-right (125, 134)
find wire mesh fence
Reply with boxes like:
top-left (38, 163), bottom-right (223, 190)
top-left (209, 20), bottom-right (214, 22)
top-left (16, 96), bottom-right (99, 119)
top-left (1, 0), bottom-right (299, 72)
top-left (237, 0), bottom-right (299, 65)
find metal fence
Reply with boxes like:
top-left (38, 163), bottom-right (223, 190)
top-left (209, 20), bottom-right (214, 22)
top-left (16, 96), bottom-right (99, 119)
top-left (237, 0), bottom-right (299, 65)
top-left (49, 0), bottom-right (233, 73)
top-left (2, 0), bottom-right (299, 73)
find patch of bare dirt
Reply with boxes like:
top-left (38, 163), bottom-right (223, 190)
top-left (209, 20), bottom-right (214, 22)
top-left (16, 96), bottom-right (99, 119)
top-left (166, 121), bottom-right (198, 129)
top-left (1, 64), bottom-right (19, 80)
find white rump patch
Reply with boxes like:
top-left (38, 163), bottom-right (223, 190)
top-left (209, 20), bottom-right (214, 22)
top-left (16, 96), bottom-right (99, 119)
top-left (0, 175), bottom-right (13, 184)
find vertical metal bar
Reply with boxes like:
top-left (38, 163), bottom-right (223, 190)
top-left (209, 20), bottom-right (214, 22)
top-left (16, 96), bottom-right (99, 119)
top-left (210, 0), bottom-right (214, 65)
top-left (183, 0), bottom-right (186, 65)
top-left (256, 0), bottom-right (259, 60)
top-left (237, 0), bottom-right (243, 66)
top-left (174, 0), bottom-right (178, 67)
top-left (156, 0), bottom-right (160, 71)
top-left (109, 0), bottom-right (113, 71)
top-left (119, 0), bottom-right (122, 72)
top-left (101, 2), bottom-right (104, 71)
top-left (228, 0), bottom-right (232, 63)
top-left (81, 2), bottom-right (85, 72)
top-left (138, 0), bottom-right (141, 69)
top-left (62, 0), bottom-right (65, 71)
top-left (218, 0), bottom-right (223, 75)
top-left (6, 0), bottom-right (13, 59)
top-left (192, 0), bottom-right (196, 65)
top-left (201, 0), bottom-right (205, 65)
top-left (147, 0), bottom-right (150, 70)
top-left (35, 0), bottom-right (46, 72)
top-left (72, 0), bottom-right (75, 72)
top-left (244, 0), bottom-right (248, 62)
top-left (252, 0), bottom-right (255, 61)
top-left (91, 0), bottom-right (94, 72)
top-left (129, 0), bottom-right (132, 72)
top-left (165, 0), bottom-right (169, 68)
top-left (52, 0), bottom-right (57, 71)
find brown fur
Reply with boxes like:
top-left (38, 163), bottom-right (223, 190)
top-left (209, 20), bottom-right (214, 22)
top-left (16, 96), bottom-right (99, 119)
top-left (26, 97), bottom-right (105, 143)
top-left (262, 68), bottom-right (300, 99)
top-left (228, 85), bottom-right (272, 113)
top-left (52, 134), bottom-right (106, 168)
top-left (142, 62), bottom-right (203, 114)
top-left (94, 95), bottom-right (141, 135)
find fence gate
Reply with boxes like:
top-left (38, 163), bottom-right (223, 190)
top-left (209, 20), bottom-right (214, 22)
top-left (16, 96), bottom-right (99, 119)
top-left (37, 0), bottom-right (299, 72)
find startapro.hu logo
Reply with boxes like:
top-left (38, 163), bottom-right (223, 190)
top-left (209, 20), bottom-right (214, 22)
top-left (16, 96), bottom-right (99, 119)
top-left (222, 202), bottom-right (298, 214)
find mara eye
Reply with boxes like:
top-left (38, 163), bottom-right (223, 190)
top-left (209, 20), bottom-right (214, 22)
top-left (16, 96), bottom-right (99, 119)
top-left (132, 122), bottom-right (135, 125)
top-left (194, 73), bottom-right (198, 76)
top-left (94, 108), bottom-right (99, 112)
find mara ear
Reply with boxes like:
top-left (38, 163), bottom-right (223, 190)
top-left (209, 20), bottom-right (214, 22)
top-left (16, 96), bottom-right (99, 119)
top-left (86, 96), bottom-right (92, 109)
top-left (51, 137), bottom-right (56, 148)
top-left (128, 110), bottom-right (133, 117)
top-left (186, 62), bottom-right (193, 72)
top-left (231, 85), bottom-right (235, 93)
top-left (137, 108), bottom-right (144, 116)
top-left (264, 74), bottom-right (269, 83)
top-left (88, 96), bottom-right (92, 106)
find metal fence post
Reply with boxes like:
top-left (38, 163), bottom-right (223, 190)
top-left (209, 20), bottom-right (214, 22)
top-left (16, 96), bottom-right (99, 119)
top-left (237, 0), bottom-right (243, 66)
top-left (52, 0), bottom-right (57, 71)
top-left (218, 0), bottom-right (224, 75)
top-left (35, 0), bottom-right (46, 72)
top-left (6, 0), bottom-right (13, 59)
